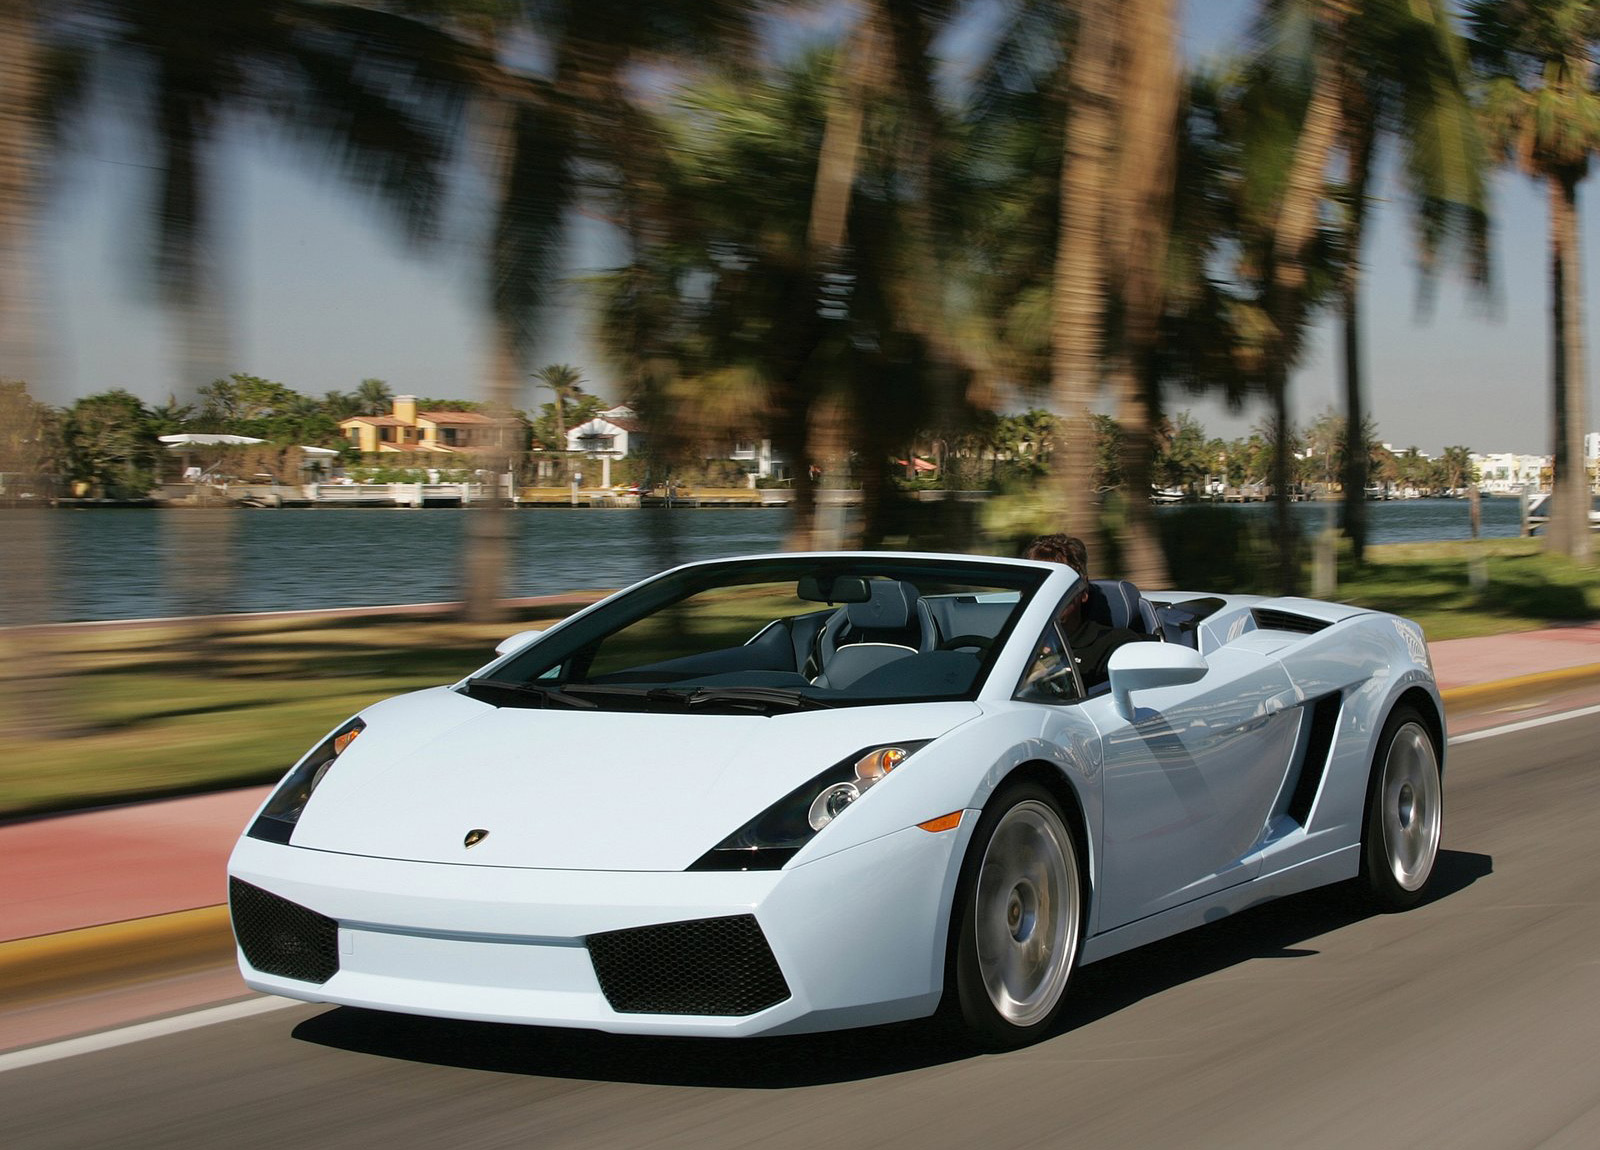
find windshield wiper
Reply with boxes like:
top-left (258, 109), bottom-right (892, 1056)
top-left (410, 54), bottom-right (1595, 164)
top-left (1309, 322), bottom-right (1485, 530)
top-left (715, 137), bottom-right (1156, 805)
top-left (676, 687), bottom-right (836, 713)
top-left (461, 678), bottom-right (599, 710)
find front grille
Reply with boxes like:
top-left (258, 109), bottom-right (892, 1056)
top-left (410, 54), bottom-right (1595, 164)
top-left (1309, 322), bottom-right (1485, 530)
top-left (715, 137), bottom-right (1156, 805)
top-left (586, 914), bottom-right (790, 1016)
top-left (229, 877), bottom-right (340, 984)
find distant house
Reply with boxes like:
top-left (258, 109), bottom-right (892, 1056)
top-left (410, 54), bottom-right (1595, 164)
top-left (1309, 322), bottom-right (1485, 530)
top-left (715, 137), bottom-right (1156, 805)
top-left (1471, 451), bottom-right (1549, 494)
top-left (733, 439), bottom-right (791, 479)
top-left (563, 404), bottom-right (791, 482)
top-left (340, 395), bottom-right (511, 455)
top-left (565, 405), bottom-right (644, 458)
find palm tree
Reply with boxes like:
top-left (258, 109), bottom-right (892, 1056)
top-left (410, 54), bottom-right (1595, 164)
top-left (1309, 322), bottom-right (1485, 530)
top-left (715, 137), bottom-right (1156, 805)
top-left (531, 363), bottom-right (585, 472)
top-left (1104, 0), bottom-right (1180, 589)
top-left (356, 377), bottom-right (393, 416)
top-left (964, 0), bottom-right (1179, 584)
top-left (1470, 0), bottom-right (1600, 562)
top-left (1051, 0), bottom-right (1119, 553)
top-left (1194, 4), bottom-right (1347, 594)
top-left (1322, 0), bottom-right (1489, 564)
top-left (382, 2), bottom-right (758, 618)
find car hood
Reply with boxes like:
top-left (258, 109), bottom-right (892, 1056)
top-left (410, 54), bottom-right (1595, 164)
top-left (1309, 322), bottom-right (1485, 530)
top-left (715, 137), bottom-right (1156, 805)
top-left (286, 687), bottom-right (980, 871)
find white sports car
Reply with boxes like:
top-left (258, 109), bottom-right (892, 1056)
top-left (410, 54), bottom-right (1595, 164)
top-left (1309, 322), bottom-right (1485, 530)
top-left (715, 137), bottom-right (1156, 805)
top-left (228, 552), bottom-right (1444, 1048)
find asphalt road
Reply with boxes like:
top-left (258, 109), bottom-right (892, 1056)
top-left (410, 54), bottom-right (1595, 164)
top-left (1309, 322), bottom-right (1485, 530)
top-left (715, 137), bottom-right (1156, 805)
top-left (6, 710), bottom-right (1600, 1150)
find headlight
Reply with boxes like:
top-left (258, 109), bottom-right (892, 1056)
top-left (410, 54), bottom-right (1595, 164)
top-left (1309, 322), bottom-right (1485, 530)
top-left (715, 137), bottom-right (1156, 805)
top-left (246, 717), bottom-right (365, 844)
top-left (689, 741), bottom-right (929, 872)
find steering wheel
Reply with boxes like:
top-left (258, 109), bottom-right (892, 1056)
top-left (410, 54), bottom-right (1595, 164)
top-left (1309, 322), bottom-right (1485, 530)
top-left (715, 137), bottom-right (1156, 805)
top-left (937, 634), bottom-right (994, 652)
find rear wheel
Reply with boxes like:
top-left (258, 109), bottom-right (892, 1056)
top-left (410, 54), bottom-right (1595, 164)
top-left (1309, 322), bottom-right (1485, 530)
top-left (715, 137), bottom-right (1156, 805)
top-left (1359, 706), bottom-right (1443, 910)
top-left (948, 782), bottom-right (1082, 1049)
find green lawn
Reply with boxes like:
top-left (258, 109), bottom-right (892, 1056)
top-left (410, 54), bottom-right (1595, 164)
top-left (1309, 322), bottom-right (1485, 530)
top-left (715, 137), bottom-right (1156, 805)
top-left (3, 538), bottom-right (1597, 818)
top-left (1335, 538), bottom-right (1600, 641)
top-left (0, 606), bottom-right (591, 818)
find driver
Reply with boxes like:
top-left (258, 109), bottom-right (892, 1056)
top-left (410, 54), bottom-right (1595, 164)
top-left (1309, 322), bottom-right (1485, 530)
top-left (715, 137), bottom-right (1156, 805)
top-left (1023, 534), bottom-right (1155, 688)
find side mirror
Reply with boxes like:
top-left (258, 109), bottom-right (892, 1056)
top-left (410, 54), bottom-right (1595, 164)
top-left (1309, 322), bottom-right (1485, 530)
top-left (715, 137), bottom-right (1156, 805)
top-left (1107, 643), bottom-right (1208, 720)
top-left (495, 628), bottom-right (545, 657)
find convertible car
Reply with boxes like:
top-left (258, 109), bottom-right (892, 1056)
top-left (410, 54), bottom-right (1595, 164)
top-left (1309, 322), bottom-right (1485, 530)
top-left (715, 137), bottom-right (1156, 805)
top-left (228, 552), bottom-right (1444, 1048)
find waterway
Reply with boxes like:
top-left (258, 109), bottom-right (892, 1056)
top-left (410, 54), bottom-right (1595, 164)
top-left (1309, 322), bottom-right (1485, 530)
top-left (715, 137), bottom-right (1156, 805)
top-left (28, 497), bottom-right (1527, 623)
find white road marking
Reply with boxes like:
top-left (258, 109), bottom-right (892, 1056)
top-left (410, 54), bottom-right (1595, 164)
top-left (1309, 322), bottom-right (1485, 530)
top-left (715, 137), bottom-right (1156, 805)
top-left (0, 996), bottom-right (300, 1073)
top-left (1449, 701), bottom-right (1600, 746)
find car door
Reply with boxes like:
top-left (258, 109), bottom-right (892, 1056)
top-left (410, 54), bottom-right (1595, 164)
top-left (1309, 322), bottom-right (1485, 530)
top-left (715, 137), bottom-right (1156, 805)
top-left (1084, 644), bottom-right (1301, 930)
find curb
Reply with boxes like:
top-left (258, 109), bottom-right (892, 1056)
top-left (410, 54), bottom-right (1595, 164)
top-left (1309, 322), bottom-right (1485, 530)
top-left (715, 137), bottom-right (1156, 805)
top-left (0, 906), bottom-right (234, 1009)
top-left (8, 661), bottom-right (1600, 1008)
top-left (1440, 662), bottom-right (1600, 711)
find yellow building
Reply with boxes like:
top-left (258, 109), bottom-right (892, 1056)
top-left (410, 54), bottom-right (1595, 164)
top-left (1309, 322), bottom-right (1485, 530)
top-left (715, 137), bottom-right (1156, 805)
top-left (339, 395), bottom-right (509, 455)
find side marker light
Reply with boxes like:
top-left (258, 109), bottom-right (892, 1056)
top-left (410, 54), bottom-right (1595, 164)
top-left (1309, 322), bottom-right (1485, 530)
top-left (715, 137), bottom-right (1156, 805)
top-left (917, 811), bottom-right (964, 833)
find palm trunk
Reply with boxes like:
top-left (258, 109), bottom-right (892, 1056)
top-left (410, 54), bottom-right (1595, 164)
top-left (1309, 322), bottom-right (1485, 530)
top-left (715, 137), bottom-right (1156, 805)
top-left (1263, 3), bottom-right (1344, 595)
top-left (1052, 0), bottom-right (1119, 548)
top-left (0, 0), bottom-right (42, 385)
top-left (1106, 0), bottom-right (1177, 588)
top-left (786, 14), bottom-right (880, 551)
top-left (462, 331), bottom-right (518, 623)
top-left (1340, 110), bottom-right (1376, 565)
top-left (1548, 170), bottom-right (1592, 561)
top-left (0, 5), bottom-right (74, 738)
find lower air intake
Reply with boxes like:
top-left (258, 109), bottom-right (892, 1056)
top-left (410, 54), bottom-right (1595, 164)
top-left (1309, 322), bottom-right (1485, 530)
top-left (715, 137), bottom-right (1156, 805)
top-left (587, 914), bottom-right (791, 1016)
top-left (229, 877), bottom-right (339, 984)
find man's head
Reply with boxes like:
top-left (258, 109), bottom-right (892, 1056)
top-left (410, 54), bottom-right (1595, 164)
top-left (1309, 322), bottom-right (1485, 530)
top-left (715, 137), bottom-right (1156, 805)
top-left (1024, 533), bottom-right (1089, 577)
top-left (1025, 534), bottom-right (1092, 625)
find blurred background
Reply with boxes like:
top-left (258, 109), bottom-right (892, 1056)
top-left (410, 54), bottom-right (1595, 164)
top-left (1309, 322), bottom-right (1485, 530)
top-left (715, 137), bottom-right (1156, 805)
top-left (4, 0), bottom-right (1600, 805)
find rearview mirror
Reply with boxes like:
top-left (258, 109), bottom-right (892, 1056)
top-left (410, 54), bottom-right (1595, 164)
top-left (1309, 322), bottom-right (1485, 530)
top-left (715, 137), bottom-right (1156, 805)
top-left (797, 575), bottom-right (872, 604)
top-left (1107, 643), bottom-right (1208, 720)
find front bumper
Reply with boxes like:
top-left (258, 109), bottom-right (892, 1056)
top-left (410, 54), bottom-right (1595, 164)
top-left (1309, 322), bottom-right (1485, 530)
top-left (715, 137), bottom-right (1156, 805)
top-left (227, 818), bottom-right (971, 1038)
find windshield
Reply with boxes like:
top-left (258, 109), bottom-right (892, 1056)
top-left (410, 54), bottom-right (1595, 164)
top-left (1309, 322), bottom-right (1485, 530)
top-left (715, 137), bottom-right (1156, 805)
top-left (470, 556), bottom-right (1046, 713)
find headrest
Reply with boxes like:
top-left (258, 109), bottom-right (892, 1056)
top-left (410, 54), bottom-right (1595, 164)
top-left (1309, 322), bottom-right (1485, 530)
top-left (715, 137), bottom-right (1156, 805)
top-left (1088, 579), bottom-right (1150, 633)
top-left (846, 579), bottom-right (917, 630)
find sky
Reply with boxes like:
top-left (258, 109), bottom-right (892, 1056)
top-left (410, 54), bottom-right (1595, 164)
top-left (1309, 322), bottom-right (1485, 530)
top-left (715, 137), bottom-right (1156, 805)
top-left (15, 0), bottom-right (1581, 457)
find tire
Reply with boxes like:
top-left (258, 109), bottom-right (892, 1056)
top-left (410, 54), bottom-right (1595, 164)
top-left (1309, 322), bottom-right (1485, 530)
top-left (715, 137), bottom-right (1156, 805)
top-left (947, 782), bottom-right (1083, 1049)
top-left (1358, 705), bottom-right (1443, 911)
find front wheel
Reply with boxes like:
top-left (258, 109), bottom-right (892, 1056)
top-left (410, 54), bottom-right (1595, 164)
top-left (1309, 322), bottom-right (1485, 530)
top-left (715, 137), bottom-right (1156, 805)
top-left (1359, 706), bottom-right (1443, 910)
top-left (948, 782), bottom-right (1083, 1049)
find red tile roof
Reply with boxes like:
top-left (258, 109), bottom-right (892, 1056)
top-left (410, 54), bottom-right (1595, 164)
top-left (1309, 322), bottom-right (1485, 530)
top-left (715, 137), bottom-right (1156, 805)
top-left (419, 411), bottom-right (498, 425)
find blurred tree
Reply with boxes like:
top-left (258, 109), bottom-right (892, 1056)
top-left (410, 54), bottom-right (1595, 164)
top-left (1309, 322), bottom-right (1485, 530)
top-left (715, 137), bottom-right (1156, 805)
top-left (1439, 443), bottom-right (1477, 492)
top-left (145, 395), bottom-right (194, 434)
top-left (596, 20), bottom-right (974, 550)
top-left (966, 0), bottom-right (1178, 583)
top-left (531, 363), bottom-right (585, 475)
top-left (1301, 406), bottom-right (1344, 491)
top-left (355, 377), bottom-right (393, 416)
top-left (1470, 0), bottom-right (1600, 562)
top-left (530, 392), bottom-right (603, 456)
top-left (321, 389), bottom-right (362, 422)
top-left (62, 389), bottom-right (161, 498)
top-left (1313, 0), bottom-right (1489, 562)
top-left (193, 371), bottom-right (341, 443)
top-left (0, 6), bottom-right (79, 738)
top-left (1186, 12), bottom-right (1346, 592)
top-left (1159, 411), bottom-right (1214, 493)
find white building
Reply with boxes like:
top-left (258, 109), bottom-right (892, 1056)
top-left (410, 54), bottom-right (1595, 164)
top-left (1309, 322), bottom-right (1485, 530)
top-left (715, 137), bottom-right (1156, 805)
top-left (1471, 451), bottom-right (1549, 494)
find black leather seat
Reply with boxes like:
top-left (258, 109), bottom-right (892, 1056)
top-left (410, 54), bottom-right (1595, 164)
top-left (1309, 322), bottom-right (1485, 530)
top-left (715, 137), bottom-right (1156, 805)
top-left (812, 580), bottom-right (928, 685)
top-left (1087, 579), bottom-right (1158, 635)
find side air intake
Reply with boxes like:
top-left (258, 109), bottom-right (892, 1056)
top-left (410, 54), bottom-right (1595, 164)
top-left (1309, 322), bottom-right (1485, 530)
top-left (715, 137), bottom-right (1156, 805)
top-left (1252, 608), bottom-right (1331, 635)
